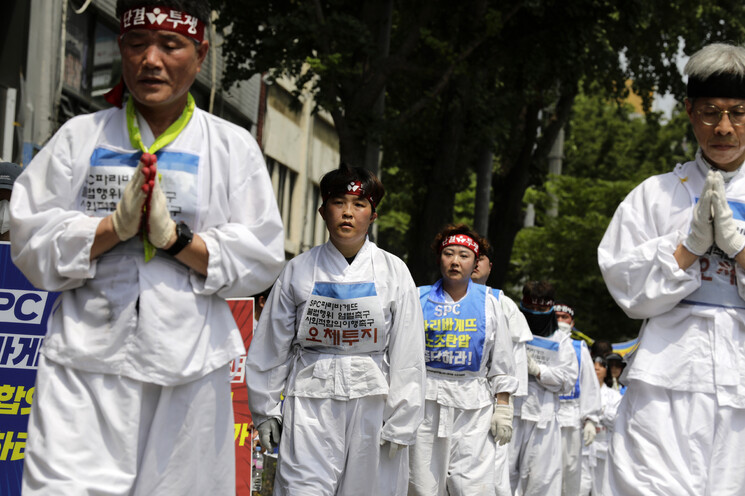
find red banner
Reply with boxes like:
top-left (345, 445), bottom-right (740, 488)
top-left (228, 298), bottom-right (256, 496)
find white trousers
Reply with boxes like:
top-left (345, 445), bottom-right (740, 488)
top-left (494, 442), bottom-right (512, 496)
top-left (607, 380), bottom-right (745, 496)
top-left (590, 455), bottom-right (608, 495)
top-left (274, 395), bottom-right (408, 496)
top-left (509, 416), bottom-right (562, 496)
top-left (408, 400), bottom-right (495, 496)
top-left (579, 453), bottom-right (593, 496)
top-left (22, 356), bottom-right (235, 495)
top-left (560, 425), bottom-right (582, 496)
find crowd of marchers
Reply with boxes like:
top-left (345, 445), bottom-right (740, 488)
top-left (4, 1), bottom-right (745, 494)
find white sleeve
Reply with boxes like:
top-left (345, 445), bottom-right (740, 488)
top-left (9, 121), bottom-right (100, 291)
top-left (381, 264), bottom-right (426, 445)
top-left (511, 340), bottom-right (529, 397)
top-left (245, 268), bottom-right (298, 427)
top-left (578, 344), bottom-right (601, 424)
top-left (535, 335), bottom-right (578, 394)
top-left (487, 294), bottom-right (518, 395)
top-left (598, 177), bottom-right (702, 320)
top-left (601, 389), bottom-right (623, 429)
top-left (500, 292), bottom-right (533, 343)
top-left (194, 134), bottom-right (285, 298)
top-left (499, 293), bottom-right (530, 396)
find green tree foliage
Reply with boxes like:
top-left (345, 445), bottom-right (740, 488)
top-left (507, 92), bottom-right (691, 341)
top-left (213, 0), bottom-right (508, 170)
top-left (482, 1), bottom-right (745, 289)
top-left (213, 0), bottom-right (745, 290)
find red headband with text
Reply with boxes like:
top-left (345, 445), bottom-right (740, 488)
top-left (440, 234), bottom-right (480, 257)
top-left (120, 6), bottom-right (205, 42)
top-left (322, 181), bottom-right (378, 209)
top-left (105, 6), bottom-right (205, 107)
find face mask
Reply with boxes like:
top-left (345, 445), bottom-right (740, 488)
top-left (520, 305), bottom-right (558, 337)
top-left (557, 321), bottom-right (572, 334)
top-left (0, 200), bottom-right (9, 235)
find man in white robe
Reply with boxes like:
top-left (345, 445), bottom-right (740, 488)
top-left (599, 42), bottom-right (745, 495)
top-left (9, 2), bottom-right (284, 493)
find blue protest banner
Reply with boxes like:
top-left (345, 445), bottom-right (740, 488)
top-left (0, 242), bottom-right (58, 495)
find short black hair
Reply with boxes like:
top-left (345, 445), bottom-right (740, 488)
top-left (319, 162), bottom-right (385, 211)
top-left (591, 339), bottom-right (613, 360)
top-left (522, 280), bottom-right (555, 303)
top-left (116, 0), bottom-right (211, 26)
top-left (480, 242), bottom-right (494, 262)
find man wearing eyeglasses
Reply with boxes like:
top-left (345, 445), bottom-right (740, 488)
top-left (598, 43), bottom-right (745, 495)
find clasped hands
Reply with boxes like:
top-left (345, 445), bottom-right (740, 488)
top-left (684, 170), bottom-right (745, 258)
top-left (111, 152), bottom-right (176, 248)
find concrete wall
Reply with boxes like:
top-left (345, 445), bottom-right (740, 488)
top-left (263, 78), bottom-right (339, 257)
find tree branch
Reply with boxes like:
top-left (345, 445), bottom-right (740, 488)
top-left (393, 2), bottom-right (523, 124)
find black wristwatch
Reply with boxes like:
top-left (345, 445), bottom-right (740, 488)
top-left (165, 222), bottom-right (193, 257)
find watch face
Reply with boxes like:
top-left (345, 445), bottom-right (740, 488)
top-left (180, 222), bottom-right (193, 238)
top-left (167, 222), bottom-right (193, 256)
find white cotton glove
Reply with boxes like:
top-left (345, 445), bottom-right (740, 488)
top-left (145, 172), bottom-right (177, 249)
top-left (490, 403), bottom-right (514, 446)
top-left (527, 354), bottom-right (541, 377)
top-left (683, 172), bottom-right (716, 256)
top-left (711, 171), bottom-right (745, 257)
top-left (257, 418), bottom-right (282, 451)
top-left (380, 439), bottom-right (406, 459)
top-left (111, 153), bottom-right (155, 241)
top-left (583, 420), bottom-right (597, 446)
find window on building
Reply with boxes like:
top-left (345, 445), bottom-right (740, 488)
top-left (58, 2), bottom-right (257, 137)
top-left (266, 158), bottom-right (297, 240)
top-left (60, 2), bottom-right (121, 123)
top-left (310, 184), bottom-right (325, 247)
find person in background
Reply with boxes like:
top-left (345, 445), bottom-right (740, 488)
top-left (579, 355), bottom-right (623, 496)
top-left (8, 1), bottom-right (285, 493)
top-left (470, 243), bottom-right (532, 496)
top-left (409, 224), bottom-right (517, 496)
top-left (603, 353), bottom-right (627, 395)
top-left (554, 302), bottom-right (601, 496)
top-left (589, 341), bottom-right (626, 394)
top-left (249, 284), bottom-right (272, 451)
top-left (509, 280), bottom-right (578, 496)
top-left (253, 284), bottom-right (272, 328)
top-left (599, 42), bottom-right (745, 494)
top-left (590, 340), bottom-right (613, 360)
top-left (246, 164), bottom-right (425, 495)
top-left (0, 162), bottom-right (22, 242)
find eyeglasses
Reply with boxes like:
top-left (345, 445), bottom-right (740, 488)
top-left (695, 105), bottom-right (745, 126)
top-left (593, 356), bottom-right (607, 366)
